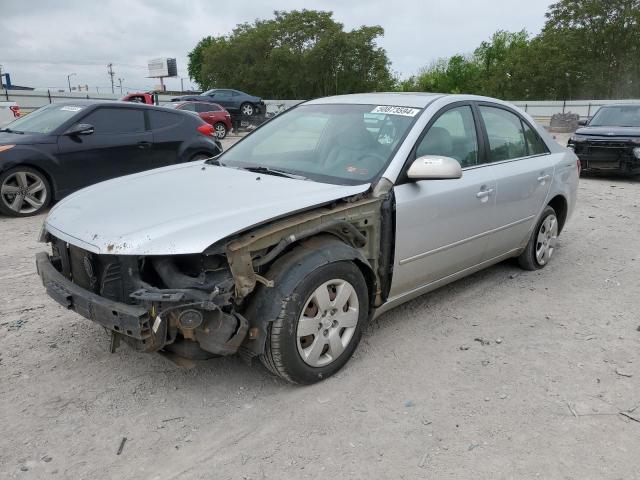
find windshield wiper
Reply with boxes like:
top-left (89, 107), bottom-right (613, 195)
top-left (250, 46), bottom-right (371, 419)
top-left (241, 166), bottom-right (308, 180)
top-left (0, 127), bottom-right (24, 134)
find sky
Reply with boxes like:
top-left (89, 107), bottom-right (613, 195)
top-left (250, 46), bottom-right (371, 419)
top-left (0, 0), bottom-right (551, 94)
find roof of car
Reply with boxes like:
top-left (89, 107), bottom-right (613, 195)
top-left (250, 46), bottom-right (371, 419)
top-left (51, 100), bottom-right (168, 110)
top-left (306, 92), bottom-right (444, 108)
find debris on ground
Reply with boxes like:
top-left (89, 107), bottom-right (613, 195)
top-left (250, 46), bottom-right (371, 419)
top-left (459, 345), bottom-right (470, 351)
top-left (615, 368), bottom-right (633, 378)
top-left (116, 437), bottom-right (127, 455)
top-left (474, 337), bottom-right (491, 346)
top-left (3, 319), bottom-right (27, 331)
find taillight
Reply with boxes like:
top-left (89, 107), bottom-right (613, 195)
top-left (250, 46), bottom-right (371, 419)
top-left (9, 106), bottom-right (20, 118)
top-left (197, 124), bottom-right (215, 137)
top-left (577, 158), bottom-right (581, 174)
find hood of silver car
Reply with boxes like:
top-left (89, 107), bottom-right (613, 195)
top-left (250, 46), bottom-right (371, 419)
top-left (44, 162), bottom-right (370, 255)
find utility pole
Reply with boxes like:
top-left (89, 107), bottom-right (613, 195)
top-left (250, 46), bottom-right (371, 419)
top-left (67, 73), bottom-right (77, 92)
top-left (180, 77), bottom-right (184, 92)
top-left (0, 64), bottom-right (3, 89)
top-left (107, 63), bottom-right (115, 94)
top-left (117, 78), bottom-right (124, 95)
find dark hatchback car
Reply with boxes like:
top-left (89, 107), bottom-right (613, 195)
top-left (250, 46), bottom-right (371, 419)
top-left (172, 88), bottom-right (265, 117)
top-left (568, 104), bottom-right (640, 175)
top-left (0, 101), bottom-right (222, 217)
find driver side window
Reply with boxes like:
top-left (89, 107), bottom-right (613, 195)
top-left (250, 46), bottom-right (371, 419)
top-left (416, 105), bottom-right (478, 168)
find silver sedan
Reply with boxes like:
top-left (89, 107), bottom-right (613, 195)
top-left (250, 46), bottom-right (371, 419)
top-left (37, 93), bottom-right (580, 384)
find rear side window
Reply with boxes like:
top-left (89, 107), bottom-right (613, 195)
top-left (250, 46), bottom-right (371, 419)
top-left (522, 121), bottom-right (549, 155)
top-left (148, 110), bottom-right (182, 130)
top-left (195, 103), bottom-right (219, 113)
top-left (81, 108), bottom-right (145, 134)
top-left (179, 103), bottom-right (196, 112)
top-left (416, 105), bottom-right (479, 168)
top-left (479, 106), bottom-right (527, 162)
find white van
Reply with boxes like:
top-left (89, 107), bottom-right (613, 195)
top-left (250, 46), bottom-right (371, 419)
top-left (0, 101), bottom-right (21, 127)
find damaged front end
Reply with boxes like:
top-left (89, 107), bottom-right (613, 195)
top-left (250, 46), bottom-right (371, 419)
top-left (36, 186), bottom-right (392, 361)
top-left (37, 237), bottom-right (247, 359)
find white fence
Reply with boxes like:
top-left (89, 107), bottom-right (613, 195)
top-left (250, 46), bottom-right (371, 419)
top-left (0, 89), bottom-right (302, 115)
top-left (3, 89), bottom-right (640, 124)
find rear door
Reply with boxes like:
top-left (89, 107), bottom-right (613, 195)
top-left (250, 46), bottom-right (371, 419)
top-left (390, 103), bottom-right (497, 297)
top-left (147, 109), bottom-right (187, 166)
top-left (56, 106), bottom-right (152, 190)
top-left (476, 104), bottom-right (555, 258)
top-left (194, 102), bottom-right (218, 125)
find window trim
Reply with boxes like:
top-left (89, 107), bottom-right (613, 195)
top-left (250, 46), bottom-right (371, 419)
top-left (397, 101), bottom-right (487, 184)
top-left (473, 101), bottom-right (550, 168)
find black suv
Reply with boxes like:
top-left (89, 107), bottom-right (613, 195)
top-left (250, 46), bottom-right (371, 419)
top-left (0, 101), bottom-right (221, 217)
top-left (568, 104), bottom-right (640, 175)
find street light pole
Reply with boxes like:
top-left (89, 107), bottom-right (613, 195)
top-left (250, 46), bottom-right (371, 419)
top-left (118, 78), bottom-right (124, 95)
top-left (67, 73), bottom-right (77, 93)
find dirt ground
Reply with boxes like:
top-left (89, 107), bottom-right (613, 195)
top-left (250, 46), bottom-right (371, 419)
top-left (1, 133), bottom-right (639, 479)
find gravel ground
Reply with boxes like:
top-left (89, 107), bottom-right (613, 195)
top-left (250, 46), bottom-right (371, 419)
top-left (1, 134), bottom-right (639, 479)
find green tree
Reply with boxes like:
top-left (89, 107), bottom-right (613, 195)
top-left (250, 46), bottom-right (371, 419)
top-left (188, 10), bottom-right (394, 98)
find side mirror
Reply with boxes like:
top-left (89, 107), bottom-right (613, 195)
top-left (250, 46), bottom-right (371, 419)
top-left (64, 123), bottom-right (94, 136)
top-left (578, 119), bottom-right (588, 126)
top-left (407, 155), bottom-right (462, 180)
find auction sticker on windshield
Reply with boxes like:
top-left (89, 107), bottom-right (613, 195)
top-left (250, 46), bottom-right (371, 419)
top-left (371, 105), bottom-right (421, 117)
top-left (60, 106), bottom-right (84, 112)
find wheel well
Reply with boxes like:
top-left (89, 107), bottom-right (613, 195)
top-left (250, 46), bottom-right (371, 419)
top-left (548, 195), bottom-right (568, 233)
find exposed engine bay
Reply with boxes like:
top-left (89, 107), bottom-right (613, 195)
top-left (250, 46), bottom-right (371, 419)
top-left (37, 187), bottom-right (393, 361)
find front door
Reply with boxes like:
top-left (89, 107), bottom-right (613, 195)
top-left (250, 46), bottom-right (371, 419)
top-left (56, 107), bottom-right (153, 192)
top-left (390, 104), bottom-right (497, 298)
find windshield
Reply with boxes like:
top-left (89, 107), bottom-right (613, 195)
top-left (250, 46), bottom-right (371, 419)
top-left (589, 106), bottom-right (640, 127)
top-left (218, 104), bottom-right (420, 185)
top-left (3, 103), bottom-right (87, 134)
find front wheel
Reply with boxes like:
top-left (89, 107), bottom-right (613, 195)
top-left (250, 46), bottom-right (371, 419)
top-left (0, 166), bottom-right (51, 217)
top-left (260, 261), bottom-right (369, 384)
top-left (240, 103), bottom-right (255, 116)
top-left (518, 205), bottom-right (558, 270)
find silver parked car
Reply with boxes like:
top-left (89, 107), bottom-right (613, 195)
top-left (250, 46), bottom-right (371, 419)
top-left (36, 93), bottom-right (579, 384)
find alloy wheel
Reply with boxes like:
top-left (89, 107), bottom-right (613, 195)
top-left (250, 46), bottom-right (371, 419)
top-left (1, 171), bottom-right (48, 215)
top-left (535, 214), bottom-right (558, 265)
top-left (296, 279), bottom-right (359, 367)
top-left (214, 123), bottom-right (227, 138)
top-left (241, 104), bottom-right (254, 116)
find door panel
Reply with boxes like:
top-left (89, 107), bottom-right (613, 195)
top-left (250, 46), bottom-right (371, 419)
top-left (56, 107), bottom-right (152, 191)
top-left (389, 104), bottom-right (496, 298)
top-left (477, 105), bottom-right (555, 257)
top-left (391, 168), bottom-right (497, 297)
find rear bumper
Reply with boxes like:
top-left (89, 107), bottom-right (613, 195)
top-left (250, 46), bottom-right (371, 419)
top-left (36, 252), bottom-right (151, 339)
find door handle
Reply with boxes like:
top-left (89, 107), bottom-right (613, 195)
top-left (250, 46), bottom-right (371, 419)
top-left (537, 174), bottom-right (552, 182)
top-left (137, 141), bottom-right (152, 149)
top-left (476, 188), bottom-right (494, 199)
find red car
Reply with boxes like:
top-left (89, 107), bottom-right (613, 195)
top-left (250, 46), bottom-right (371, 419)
top-left (162, 101), bottom-right (232, 139)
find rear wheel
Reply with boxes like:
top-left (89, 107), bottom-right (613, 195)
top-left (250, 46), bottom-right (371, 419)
top-left (214, 122), bottom-right (227, 139)
top-left (260, 260), bottom-right (369, 384)
top-left (240, 103), bottom-right (255, 116)
top-left (0, 166), bottom-right (51, 217)
top-left (518, 205), bottom-right (558, 270)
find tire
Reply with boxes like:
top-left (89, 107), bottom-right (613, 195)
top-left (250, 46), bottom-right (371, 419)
top-left (518, 205), bottom-right (558, 270)
top-left (260, 260), bottom-right (369, 384)
top-left (240, 103), bottom-right (255, 116)
top-left (0, 166), bottom-right (51, 217)
top-left (214, 122), bottom-right (227, 139)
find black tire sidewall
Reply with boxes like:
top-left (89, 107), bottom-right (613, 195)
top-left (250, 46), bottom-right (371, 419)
top-left (268, 261), bottom-right (369, 384)
top-left (0, 166), bottom-right (50, 217)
